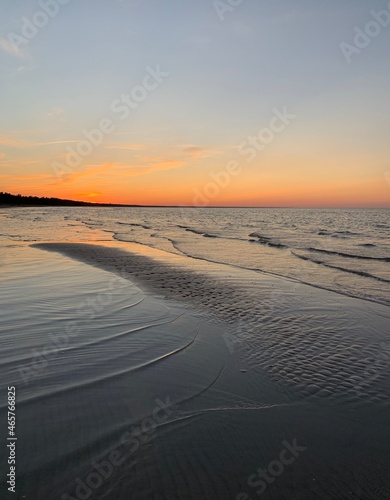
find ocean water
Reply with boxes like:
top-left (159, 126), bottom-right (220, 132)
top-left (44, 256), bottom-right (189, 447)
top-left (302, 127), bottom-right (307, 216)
top-left (1, 207), bottom-right (390, 499)
top-left (1, 207), bottom-right (389, 305)
top-left (0, 246), bottom-right (228, 498)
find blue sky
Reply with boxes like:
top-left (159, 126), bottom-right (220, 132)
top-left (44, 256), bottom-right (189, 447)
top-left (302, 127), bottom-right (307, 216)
top-left (1, 0), bottom-right (389, 206)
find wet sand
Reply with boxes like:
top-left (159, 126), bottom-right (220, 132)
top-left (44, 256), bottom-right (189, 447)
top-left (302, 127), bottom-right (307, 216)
top-left (0, 242), bottom-right (389, 499)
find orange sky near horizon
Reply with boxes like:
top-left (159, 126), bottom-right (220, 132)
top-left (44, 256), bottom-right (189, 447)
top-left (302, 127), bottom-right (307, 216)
top-left (3, 157), bottom-right (389, 208)
top-left (2, 136), bottom-right (389, 207)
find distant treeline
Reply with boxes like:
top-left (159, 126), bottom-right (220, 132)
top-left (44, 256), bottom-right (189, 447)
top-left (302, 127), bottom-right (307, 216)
top-left (0, 192), bottom-right (132, 207)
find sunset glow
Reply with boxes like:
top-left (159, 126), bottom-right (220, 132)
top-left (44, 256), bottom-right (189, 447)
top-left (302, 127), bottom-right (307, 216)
top-left (1, 1), bottom-right (389, 207)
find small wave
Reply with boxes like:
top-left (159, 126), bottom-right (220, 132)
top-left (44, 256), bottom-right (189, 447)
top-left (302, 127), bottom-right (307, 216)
top-left (113, 233), bottom-right (145, 245)
top-left (336, 230), bottom-right (360, 236)
top-left (9, 328), bottom-right (199, 409)
top-left (308, 247), bottom-right (390, 262)
top-left (268, 242), bottom-right (287, 249)
top-left (177, 225), bottom-right (218, 238)
top-left (318, 231), bottom-right (343, 238)
top-left (82, 219), bottom-right (103, 226)
top-left (0, 307), bottom-right (181, 371)
top-left (249, 232), bottom-right (270, 243)
top-left (292, 252), bottom-right (390, 284)
top-left (317, 230), bottom-right (360, 238)
top-left (249, 233), bottom-right (287, 249)
top-left (117, 222), bottom-right (150, 229)
top-left (186, 228), bottom-right (204, 235)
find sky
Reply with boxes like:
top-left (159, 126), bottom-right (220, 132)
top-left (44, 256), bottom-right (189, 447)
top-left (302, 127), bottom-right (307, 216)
top-left (0, 0), bottom-right (389, 207)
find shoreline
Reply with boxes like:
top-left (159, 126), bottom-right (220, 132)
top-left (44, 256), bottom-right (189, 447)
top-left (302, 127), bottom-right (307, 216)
top-left (33, 241), bottom-right (390, 404)
top-left (33, 239), bottom-right (390, 308)
top-left (2, 206), bottom-right (389, 307)
top-left (1, 243), bottom-right (390, 499)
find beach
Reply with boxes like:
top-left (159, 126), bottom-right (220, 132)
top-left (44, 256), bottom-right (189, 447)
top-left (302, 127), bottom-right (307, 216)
top-left (0, 207), bottom-right (390, 499)
top-left (2, 0), bottom-right (389, 496)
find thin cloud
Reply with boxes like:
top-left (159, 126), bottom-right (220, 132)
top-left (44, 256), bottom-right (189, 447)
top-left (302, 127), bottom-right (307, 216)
top-left (101, 159), bottom-right (185, 176)
top-left (0, 159), bottom-right (39, 167)
top-left (179, 144), bottom-right (221, 159)
top-left (106, 144), bottom-right (146, 151)
top-left (150, 159), bottom-right (184, 170)
top-left (0, 38), bottom-right (24, 58)
top-left (6, 63), bottom-right (36, 79)
top-left (181, 145), bottom-right (206, 158)
top-left (0, 135), bottom-right (27, 147)
top-left (46, 108), bottom-right (65, 119)
top-left (55, 158), bottom-right (185, 184)
top-left (0, 173), bottom-right (52, 182)
top-left (37, 140), bottom-right (78, 146)
top-left (0, 134), bottom-right (77, 148)
top-left (52, 163), bottom-right (117, 184)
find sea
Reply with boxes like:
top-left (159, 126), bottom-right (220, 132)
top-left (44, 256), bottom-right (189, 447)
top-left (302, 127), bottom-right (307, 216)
top-left (1, 207), bottom-right (390, 499)
top-left (1, 206), bottom-right (390, 305)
